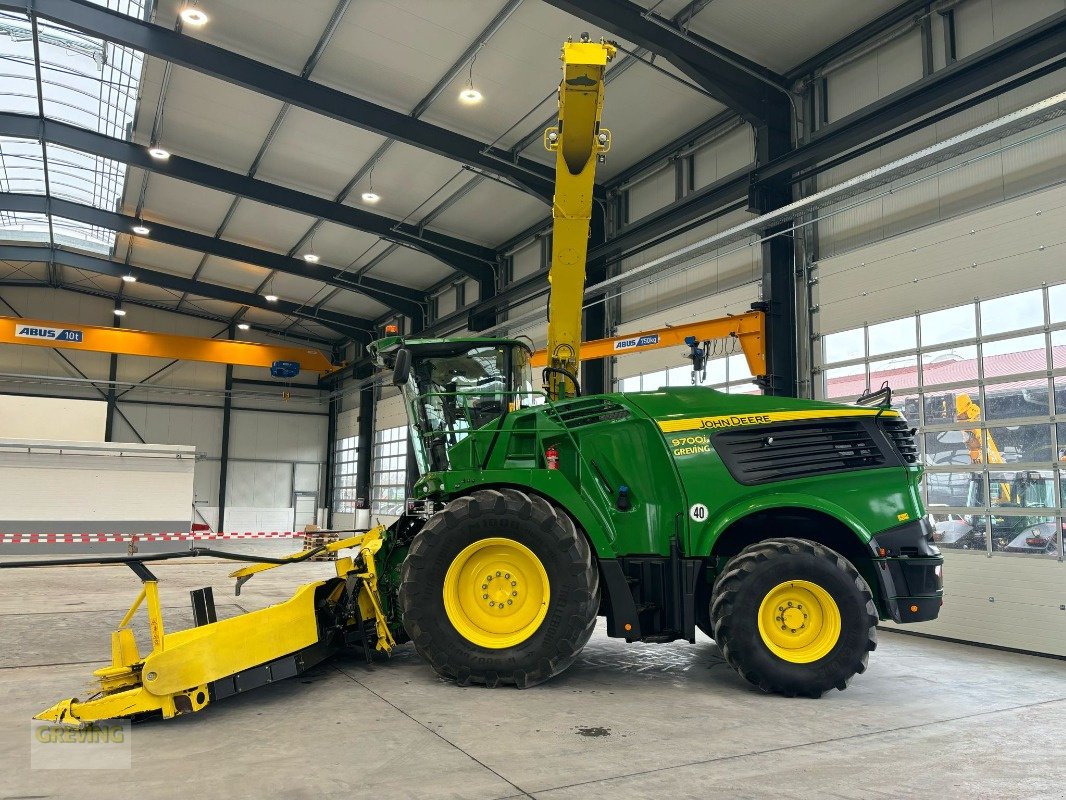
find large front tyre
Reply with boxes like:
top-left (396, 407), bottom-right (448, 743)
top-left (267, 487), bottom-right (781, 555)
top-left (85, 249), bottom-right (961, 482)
top-left (710, 538), bottom-right (878, 698)
top-left (399, 489), bottom-right (599, 688)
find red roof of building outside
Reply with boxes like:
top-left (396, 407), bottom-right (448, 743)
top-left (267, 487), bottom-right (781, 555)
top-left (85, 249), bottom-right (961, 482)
top-left (827, 345), bottom-right (1064, 398)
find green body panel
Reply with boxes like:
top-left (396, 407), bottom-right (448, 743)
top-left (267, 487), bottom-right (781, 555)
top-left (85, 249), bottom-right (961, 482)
top-left (409, 386), bottom-right (925, 559)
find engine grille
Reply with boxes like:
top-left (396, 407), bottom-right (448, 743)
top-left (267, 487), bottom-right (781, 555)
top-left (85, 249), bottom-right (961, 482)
top-left (879, 417), bottom-right (919, 464)
top-left (714, 421), bottom-right (885, 485)
top-left (545, 398), bottom-right (630, 428)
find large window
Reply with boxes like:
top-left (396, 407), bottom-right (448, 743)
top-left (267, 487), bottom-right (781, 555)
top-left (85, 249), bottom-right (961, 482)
top-left (371, 426), bottom-right (407, 517)
top-left (333, 435), bottom-right (359, 514)
top-left (820, 284), bottom-right (1066, 557)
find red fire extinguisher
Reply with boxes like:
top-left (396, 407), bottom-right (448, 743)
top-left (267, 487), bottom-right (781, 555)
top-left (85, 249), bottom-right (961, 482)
top-left (545, 444), bottom-right (559, 470)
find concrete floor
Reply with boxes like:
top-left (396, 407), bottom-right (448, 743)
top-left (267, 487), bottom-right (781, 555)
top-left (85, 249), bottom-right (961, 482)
top-left (1, 543), bottom-right (1064, 800)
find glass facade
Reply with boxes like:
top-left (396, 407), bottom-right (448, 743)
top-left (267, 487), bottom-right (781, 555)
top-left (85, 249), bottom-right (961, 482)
top-left (820, 284), bottom-right (1066, 557)
top-left (371, 425), bottom-right (407, 517)
top-left (615, 352), bottom-right (760, 394)
top-left (333, 435), bottom-right (358, 514)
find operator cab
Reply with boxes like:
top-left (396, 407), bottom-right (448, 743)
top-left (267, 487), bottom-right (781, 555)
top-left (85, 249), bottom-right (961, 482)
top-left (371, 337), bottom-right (537, 473)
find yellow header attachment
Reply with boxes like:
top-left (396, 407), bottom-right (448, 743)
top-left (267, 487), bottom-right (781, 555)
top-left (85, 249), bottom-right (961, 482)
top-left (543, 36), bottom-right (616, 400)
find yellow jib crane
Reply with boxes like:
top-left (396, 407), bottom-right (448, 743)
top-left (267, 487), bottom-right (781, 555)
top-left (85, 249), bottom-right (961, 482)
top-left (543, 35), bottom-right (616, 400)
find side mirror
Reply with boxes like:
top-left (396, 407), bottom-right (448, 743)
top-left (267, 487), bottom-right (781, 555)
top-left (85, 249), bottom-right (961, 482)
top-left (392, 348), bottom-right (412, 386)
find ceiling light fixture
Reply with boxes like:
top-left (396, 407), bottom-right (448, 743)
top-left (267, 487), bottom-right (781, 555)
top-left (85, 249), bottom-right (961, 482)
top-left (303, 253), bottom-right (320, 263)
top-left (179, 4), bottom-right (209, 26)
top-left (113, 308), bottom-right (127, 317)
top-left (361, 165), bottom-right (380, 204)
top-left (132, 224), bottom-right (150, 235)
top-left (459, 50), bottom-right (483, 104)
top-left (122, 273), bottom-right (137, 283)
top-left (237, 323), bottom-right (250, 331)
top-left (264, 293), bottom-right (278, 303)
top-left (148, 146), bottom-right (170, 160)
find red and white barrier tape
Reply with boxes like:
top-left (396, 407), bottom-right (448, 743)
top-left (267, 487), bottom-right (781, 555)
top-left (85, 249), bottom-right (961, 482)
top-left (0, 531), bottom-right (301, 544)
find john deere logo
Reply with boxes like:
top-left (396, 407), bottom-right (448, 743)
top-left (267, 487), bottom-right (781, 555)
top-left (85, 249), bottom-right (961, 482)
top-left (15, 325), bottom-right (83, 343)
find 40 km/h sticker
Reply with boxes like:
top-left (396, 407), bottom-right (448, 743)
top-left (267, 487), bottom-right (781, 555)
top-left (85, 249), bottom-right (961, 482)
top-left (689, 504), bottom-right (708, 522)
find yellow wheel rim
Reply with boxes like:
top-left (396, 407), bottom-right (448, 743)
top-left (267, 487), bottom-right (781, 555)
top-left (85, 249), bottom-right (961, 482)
top-left (442, 537), bottom-right (550, 649)
top-left (757, 580), bottom-right (841, 663)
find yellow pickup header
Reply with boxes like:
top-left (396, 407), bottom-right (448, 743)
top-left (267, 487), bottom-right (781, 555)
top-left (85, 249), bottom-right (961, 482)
top-left (657, 408), bottom-right (899, 434)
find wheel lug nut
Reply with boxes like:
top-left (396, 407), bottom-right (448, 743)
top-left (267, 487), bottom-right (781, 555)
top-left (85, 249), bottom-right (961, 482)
top-left (511, 580), bottom-right (517, 586)
top-left (483, 594), bottom-right (488, 599)
top-left (504, 573), bottom-right (510, 579)
top-left (496, 571), bottom-right (501, 576)
top-left (482, 584), bottom-right (488, 590)
top-left (507, 600), bottom-right (513, 605)
top-left (512, 591), bottom-right (517, 597)
top-left (489, 601), bottom-right (495, 607)
top-left (790, 629), bottom-right (796, 633)
top-left (487, 576), bottom-right (493, 582)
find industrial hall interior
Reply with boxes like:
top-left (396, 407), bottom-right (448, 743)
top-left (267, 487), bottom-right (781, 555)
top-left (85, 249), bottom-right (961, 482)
top-left (0, 0), bottom-right (1063, 797)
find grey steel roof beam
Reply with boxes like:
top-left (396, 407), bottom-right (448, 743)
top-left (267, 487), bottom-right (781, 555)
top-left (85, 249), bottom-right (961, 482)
top-left (46, 282), bottom-right (342, 347)
top-left (541, 0), bottom-right (791, 130)
top-left (0, 112), bottom-right (497, 284)
top-left (0, 0), bottom-right (556, 201)
top-left (0, 193), bottom-right (425, 318)
top-left (0, 244), bottom-right (374, 342)
top-left (754, 9), bottom-right (1066, 186)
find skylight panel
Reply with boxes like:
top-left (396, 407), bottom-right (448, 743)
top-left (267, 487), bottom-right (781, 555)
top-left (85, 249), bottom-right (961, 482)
top-left (0, 2), bottom-right (148, 254)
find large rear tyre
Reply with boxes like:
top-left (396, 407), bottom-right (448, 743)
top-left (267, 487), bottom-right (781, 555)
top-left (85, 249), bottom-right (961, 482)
top-left (399, 489), bottom-right (599, 688)
top-left (710, 538), bottom-right (878, 698)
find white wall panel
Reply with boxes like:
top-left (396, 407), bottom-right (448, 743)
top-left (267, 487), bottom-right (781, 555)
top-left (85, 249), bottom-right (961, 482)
top-left (816, 75), bottom-right (1066, 258)
top-left (226, 460), bottom-right (292, 508)
top-left (886, 551), bottom-right (1066, 656)
top-left (816, 181), bottom-right (1066, 334)
top-left (114, 402), bottom-right (223, 457)
top-left (511, 240), bottom-right (541, 279)
top-left (827, 30), bottom-right (923, 123)
top-left (0, 395), bottom-right (105, 441)
top-left (337, 407), bottom-right (360, 439)
top-left (374, 393), bottom-right (408, 431)
top-left (0, 440), bottom-right (194, 526)
top-left (954, 0), bottom-right (1065, 60)
top-left (692, 124), bottom-right (752, 189)
top-left (619, 208), bottom-right (761, 322)
top-left (627, 167), bottom-right (675, 223)
top-left (228, 410), bottom-right (326, 462)
top-left (614, 283), bottom-right (760, 380)
top-left (193, 458), bottom-right (220, 507)
top-left (436, 286), bottom-right (456, 318)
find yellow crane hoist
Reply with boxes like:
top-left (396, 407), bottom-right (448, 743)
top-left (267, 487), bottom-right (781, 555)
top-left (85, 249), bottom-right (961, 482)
top-left (543, 34), bottom-right (616, 400)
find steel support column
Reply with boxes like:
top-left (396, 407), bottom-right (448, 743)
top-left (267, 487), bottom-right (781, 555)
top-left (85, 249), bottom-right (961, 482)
top-left (103, 298), bottom-right (121, 440)
top-left (353, 367), bottom-right (375, 518)
top-left (217, 329), bottom-right (235, 534)
top-left (581, 209), bottom-right (611, 395)
top-left (324, 389), bottom-right (339, 529)
top-left (753, 117), bottom-right (798, 398)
